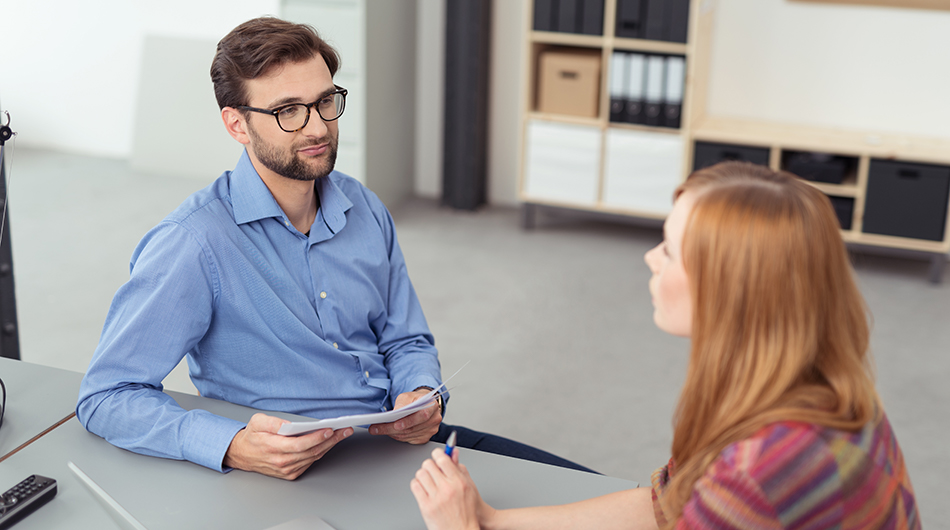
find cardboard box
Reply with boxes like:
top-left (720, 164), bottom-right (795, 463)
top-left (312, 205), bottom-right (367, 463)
top-left (537, 49), bottom-right (602, 118)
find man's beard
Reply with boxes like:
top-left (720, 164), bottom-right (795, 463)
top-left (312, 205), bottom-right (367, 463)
top-left (247, 122), bottom-right (338, 181)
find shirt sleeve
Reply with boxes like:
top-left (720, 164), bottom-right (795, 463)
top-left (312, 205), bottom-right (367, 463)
top-left (76, 221), bottom-right (246, 472)
top-left (651, 459), bottom-right (674, 528)
top-left (367, 194), bottom-right (445, 404)
top-left (674, 459), bottom-right (782, 530)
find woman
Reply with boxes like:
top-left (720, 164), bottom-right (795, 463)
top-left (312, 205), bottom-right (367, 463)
top-left (410, 162), bottom-right (920, 529)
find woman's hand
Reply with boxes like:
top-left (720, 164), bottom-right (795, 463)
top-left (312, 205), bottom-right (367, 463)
top-left (411, 447), bottom-right (493, 530)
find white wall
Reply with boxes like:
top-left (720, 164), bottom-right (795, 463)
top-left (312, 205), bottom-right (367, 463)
top-left (0, 0), bottom-right (280, 158)
top-left (708, 0), bottom-right (950, 139)
top-left (415, 0), bottom-right (445, 199)
top-left (487, 0), bottom-right (525, 206)
top-left (4, 0), bottom-right (948, 199)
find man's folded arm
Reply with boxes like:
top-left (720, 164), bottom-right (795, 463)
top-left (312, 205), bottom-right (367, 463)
top-left (76, 222), bottom-right (243, 472)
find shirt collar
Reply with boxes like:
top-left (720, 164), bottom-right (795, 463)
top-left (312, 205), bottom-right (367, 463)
top-left (229, 149), bottom-right (354, 236)
top-left (314, 171), bottom-right (353, 236)
top-left (230, 150), bottom-right (285, 226)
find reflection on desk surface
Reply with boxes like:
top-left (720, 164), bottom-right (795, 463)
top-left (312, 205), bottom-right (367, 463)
top-left (266, 515), bottom-right (338, 530)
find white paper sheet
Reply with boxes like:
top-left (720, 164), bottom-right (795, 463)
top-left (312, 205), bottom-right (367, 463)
top-left (276, 363), bottom-right (467, 436)
top-left (276, 386), bottom-right (443, 436)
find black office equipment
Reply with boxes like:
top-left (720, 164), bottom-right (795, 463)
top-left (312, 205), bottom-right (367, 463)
top-left (556, 0), bottom-right (578, 33)
top-left (863, 159), bottom-right (950, 242)
top-left (827, 195), bottom-right (854, 230)
top-left (644, 0), bottom-right (667, 41)
top-left (533, 0), bottom-right (557, 31)
top-left (782, 151), bottom-right (857, 184)
top-left (668, 0), bottom-right (691, 43)
top-left (642, 55), bottom-right (664, 126)
top-left (580, 0), bottom-right (605, 35)
top-left (609, 52), bottom-right (628, 122)
top-left (693, 141), bottom-right (771, 170)
top-left (615, 0), bottom-right (644, 38)
top-left (0, 111), bottom-right (19, 361)
top-left (0, 475), bottom-right (57, 529)
top-left (623, 53), bottom-right (646, 124)
top-left (662, 55), bottom-right (685, 128)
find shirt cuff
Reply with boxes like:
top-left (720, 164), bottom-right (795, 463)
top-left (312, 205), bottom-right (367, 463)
top-left (399, 375), bottom-right (446, 402)
top-left (180, 410), bottom-right (248, 472)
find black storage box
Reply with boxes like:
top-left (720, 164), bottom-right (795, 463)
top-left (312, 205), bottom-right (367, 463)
top-left (827, 195), bottom-right (854, 231)
top-left (535, 0), bottom-right (604, 35)
top-left (782, 151), bottom-right (857, 185)
top-left (862, 159), bottom-right (950, 242)
top-left (693, 141), bottom-right (771, 171)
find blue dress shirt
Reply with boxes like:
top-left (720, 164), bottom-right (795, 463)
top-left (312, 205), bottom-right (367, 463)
top-left (77, 150), bottom-right (444, 471)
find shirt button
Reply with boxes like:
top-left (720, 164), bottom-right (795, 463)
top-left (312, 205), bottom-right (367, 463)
top-left (364, 371), bottom-right (370, 378)
top-left (333, 342), bottom-right (339, 349)
top-left (320, 291), bottom-right (327, 299)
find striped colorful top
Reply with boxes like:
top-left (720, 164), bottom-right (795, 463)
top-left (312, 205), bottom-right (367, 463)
top-left (651, 412), bottom-right (920, 529)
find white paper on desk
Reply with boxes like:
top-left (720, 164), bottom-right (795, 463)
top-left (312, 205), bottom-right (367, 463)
top-left (276, 363), bottom-right (466, 436)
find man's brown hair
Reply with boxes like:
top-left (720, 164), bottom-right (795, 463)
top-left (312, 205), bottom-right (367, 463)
top-left (210, 16), bottom-right (341, 110)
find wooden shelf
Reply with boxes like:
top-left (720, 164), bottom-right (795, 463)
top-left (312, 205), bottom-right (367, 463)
top-left (692, 116), bottom-right (950, 166)
top-left (610, 37), bottom-right (688, 55)
top-left (844, 231), bottom-right (950, 254)
top-left (608, 121), bottom-right (683, 135)
top-left (520, 196), bottom-right (670, 221)
top-left (527, 112), bottom-right (603, 127)
top-left (804, 180), bottom-right (860, 197)
top-left (530, 31), bottom-right (603, 48)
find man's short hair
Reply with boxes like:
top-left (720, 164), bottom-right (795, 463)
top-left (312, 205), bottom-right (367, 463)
top-left (211, 16), bottom-right (341, 110)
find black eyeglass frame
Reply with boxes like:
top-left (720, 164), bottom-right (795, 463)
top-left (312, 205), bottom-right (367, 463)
top-left (237, 86), bottom-right (348, 133)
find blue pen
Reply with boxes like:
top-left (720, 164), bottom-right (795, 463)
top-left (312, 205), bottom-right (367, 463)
top-left (444, 430), bottom-right (457, 456)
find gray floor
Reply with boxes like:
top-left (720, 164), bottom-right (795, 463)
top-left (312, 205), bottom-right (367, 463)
top-left (6, 147), bottom-right (949, 527)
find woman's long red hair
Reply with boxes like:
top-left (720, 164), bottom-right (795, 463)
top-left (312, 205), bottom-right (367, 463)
top-left (660, 162), bottom-right (878, 526)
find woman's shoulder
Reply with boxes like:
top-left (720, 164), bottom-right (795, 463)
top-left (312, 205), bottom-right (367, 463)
top-left (717, 413), bottom-right (901, 478)
top-left (699, 413), bottom-right (919, 529)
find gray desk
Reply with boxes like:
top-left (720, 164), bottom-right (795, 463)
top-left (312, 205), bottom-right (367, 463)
top-left (0, 357), bottom-right (84, 458)
top-left (0, 389), bottom-right (637, 529)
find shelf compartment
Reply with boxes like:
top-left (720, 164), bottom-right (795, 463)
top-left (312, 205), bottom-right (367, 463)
top-left (607, 51), bottom-right (685, 129)
top-left (602, 128), bottom-right (685, 216)
top-left (825, 195), bottom-right (855, 231)
top-left (522, 120), bottom-right (602, 206)
top-left (529, 44), bottom-right (604, 119)
top-left (536, 48), bottom-right (603, 118)
top-left (780, 150), bottom-right (859, 186)
top-left (692, 140), bottom-right (771, 171)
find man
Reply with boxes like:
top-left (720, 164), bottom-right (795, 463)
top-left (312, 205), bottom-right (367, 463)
top-left (77, 17), bottom-right (587, 480)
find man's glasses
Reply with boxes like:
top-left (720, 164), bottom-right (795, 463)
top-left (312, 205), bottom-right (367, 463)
top-left (238, 86), bottom-right (347, 133)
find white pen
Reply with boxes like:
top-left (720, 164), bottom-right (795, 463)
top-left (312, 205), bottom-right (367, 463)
top-left (444, 430), bottom-right (458, 456)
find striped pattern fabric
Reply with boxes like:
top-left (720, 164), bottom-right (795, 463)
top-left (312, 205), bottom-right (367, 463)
top-left (652, 413), bottom-right (920, 529)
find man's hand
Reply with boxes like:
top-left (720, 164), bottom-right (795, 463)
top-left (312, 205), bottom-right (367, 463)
top-left (369, 388), bottom-right (442, 444)
top-left (223, 413), bottom-right (353, 480)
